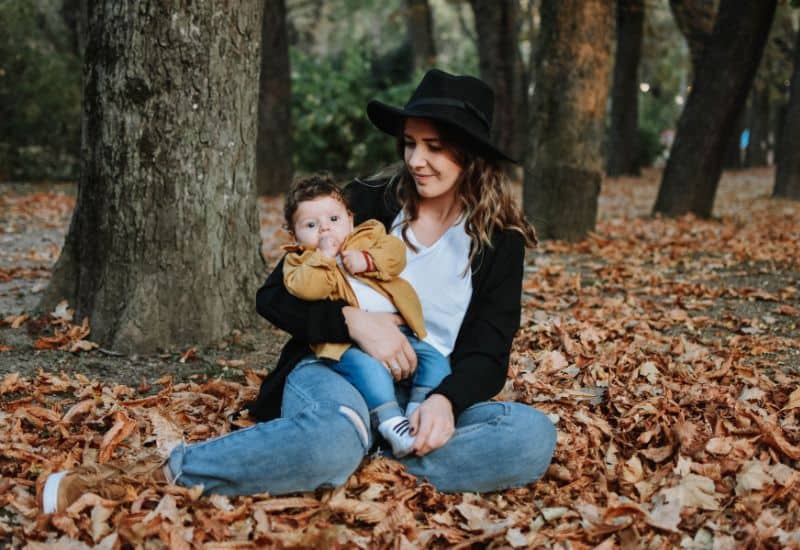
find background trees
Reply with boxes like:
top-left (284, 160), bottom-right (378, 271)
top-left (3, 0), bottom-right (800, 348)
top-left (775, 23), bottom-right (800, 200)
top-left (256, 0), bottom-right (293, 196)
top-left (653, 0), bottom-right (778, 217)
top-left (607, 0), bottom-right (644, 177)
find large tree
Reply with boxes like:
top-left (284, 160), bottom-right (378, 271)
top-left (607, 0), bottom-right (645, 176)
top-left (41, 2), bottom-right (264, 353)
top-left (774, 26), bottom-right (800, 200)
top-left (524, 0), bottom-right (613, 241)
top-left (468, 0), bottom-right (528, 162)
top-left (256, 0), bottom-right (293, 196)
top-left (653, 0), bottom-right (777, 218)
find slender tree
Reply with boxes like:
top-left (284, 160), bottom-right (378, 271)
top-left (774, 27), bottom-right (800, 200)
top-left (524, 0), bottom-right (613, 241)
top-left (405, 0), bottom-right (436, 71)
top-left (41, 2), bottom-right (264, 353)
top-left (745, 81), bottom-right (770, 167)
top-left (256, 0), bottom-right (293, 196)
top-left (668, 0), bottom-right (715, 75)
top-left (607, 0), bottom-right (645, 176)
top-left (468, 0), bottom-right (528, 162)
top-left (653, 0), bottom-right (777, 218)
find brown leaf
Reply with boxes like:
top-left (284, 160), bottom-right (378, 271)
top-left (98, 410), bottom-right (136, 463)
top-left (659, 474), bottom-right (720, 511)
top-left (179, 347), bottom-right (198, 363)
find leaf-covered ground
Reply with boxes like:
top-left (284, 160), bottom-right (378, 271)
top-left (1, 168), bottom-right (799, 548)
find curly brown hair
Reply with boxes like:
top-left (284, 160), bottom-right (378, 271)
top-left (283, 173), bottom-right (350, 232)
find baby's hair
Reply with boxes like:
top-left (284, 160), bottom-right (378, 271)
top-left (283, 173), bottom-right (350, 232)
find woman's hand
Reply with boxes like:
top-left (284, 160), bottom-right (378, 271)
top-left (409, 394), bottom-right (455, 455)
top-left (342, 306), bottom-right (417, 380)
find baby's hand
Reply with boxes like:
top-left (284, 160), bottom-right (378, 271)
top-left (318, 236), bottom-right (340, 258)
top-left (341, 249), bottom-right (369, 274)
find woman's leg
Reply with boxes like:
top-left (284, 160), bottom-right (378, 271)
top-left (399, 401), bottom-right (556, 493)
top-left (332, 347), bottom-right (404, 424)
top-left (167, 358), bottom-right (372, 496)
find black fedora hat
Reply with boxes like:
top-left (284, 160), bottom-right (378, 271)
top-left (367, 69), bottom-right (516, 163)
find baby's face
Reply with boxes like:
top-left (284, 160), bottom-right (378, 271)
top-left (292, 195), bottom-right (354, 253)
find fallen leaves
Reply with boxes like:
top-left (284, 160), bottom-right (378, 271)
top-left (2, 170), bottom-right (799, 547)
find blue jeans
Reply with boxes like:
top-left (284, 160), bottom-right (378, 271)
top-left (167, 357), bottom-right (556, 495)
top-left (333, 333), bottom-right (450, 424)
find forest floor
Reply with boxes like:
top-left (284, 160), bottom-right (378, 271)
top-left (1, 167), bottom-right (799, 548)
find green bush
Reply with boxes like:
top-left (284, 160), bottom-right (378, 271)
top-left (291, 45), bottom-right (417, 177)
top-left (0, 1), bottom-right (81, 180)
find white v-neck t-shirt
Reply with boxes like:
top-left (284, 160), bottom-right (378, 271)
top-left (389, 211), bottom-right (473, 357)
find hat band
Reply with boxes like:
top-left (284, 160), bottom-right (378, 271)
top-left (404, 98), bottom-right (490, 131)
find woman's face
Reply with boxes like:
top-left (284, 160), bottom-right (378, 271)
top-left (403, 118), bottom-right (463, 202)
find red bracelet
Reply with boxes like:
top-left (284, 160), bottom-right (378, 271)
top-left (362, 251), bottom-right (374, 272)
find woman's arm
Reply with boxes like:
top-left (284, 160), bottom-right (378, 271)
top-left (258, 256), bottom-right (419, 374)
top-left (256, 257), bottom-right (351, 344)
top-left (409, 230), bottom-right (526, 455)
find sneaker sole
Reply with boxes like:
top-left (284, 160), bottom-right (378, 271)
top-left (42, 471), bottom-right (68, 514)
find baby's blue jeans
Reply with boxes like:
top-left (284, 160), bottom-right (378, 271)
top-left (333, 330), bottom-right (450, 424)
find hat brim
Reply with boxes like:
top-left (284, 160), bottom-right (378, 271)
top-left (366, 100), bottom-right (518, 164)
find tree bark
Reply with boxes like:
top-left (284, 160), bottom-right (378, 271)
top-left (40, 2), bottom-right (264, 353)
top-left (256, 0), bottom-right (292, 196)
top-left (653, 0), bottom-right (777, 218)
top-left (668, 0), bottom-right (715, 74)
top-left (405, 0), bottom-right (436, 71)
top-left (607, 0), bottom-right (644, 177)
top-left (468, 0), bottom-right (528, 162)
top-left (774, 28), bottom-right (800, 200)
top-left (524, 0), bottom-right (613, 241)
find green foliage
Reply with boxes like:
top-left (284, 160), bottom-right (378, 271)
top-left (291, 45), bottom-right (417, 176)
top-left (0, 0), bottom-right (81, 180)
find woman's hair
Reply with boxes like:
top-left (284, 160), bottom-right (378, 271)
top-left (388, 120), bottom-right (537, 268)
top-left (283, 173), bottom-right (349, 231)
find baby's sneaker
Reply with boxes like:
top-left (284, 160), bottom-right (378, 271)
top-left (378, 416), bottom-right (415, 458)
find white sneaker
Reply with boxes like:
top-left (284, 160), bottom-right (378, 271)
top-left (378, 416), bottom-right (415, 458)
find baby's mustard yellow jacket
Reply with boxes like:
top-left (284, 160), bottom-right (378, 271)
top-left (283, 219), bottom-right (426, 360)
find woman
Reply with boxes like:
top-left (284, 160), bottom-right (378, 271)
top-left (41, 69), bottom-right (556, 512)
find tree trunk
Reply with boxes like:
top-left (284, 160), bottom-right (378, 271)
top-left (524, 0), bottom-right (613, 241)
top-left (40, 2), bottom-right (264, 353)
top-left (61, 0), bottom-right (88, 58)
top-left (256, 0), bottom-right (292, 196)
top-left (745, 80), bottom-right (770, 167)
top-left (774, 28), bottom-right (800, 200)
top-left (722, 111), bottom-right (744, 170)
top-left (405, 0), bottom-right (436, 71)
top-left (468, 0), bottom-right (528, 162)
top-left (607, 0), bottom-right (644, 177)
top-left (668, 0), bottom-right (715, 74)
top-left (653, 0), bottom-right (777, 218)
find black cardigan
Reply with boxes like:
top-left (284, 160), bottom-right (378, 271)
top-left (245, 177), bottom-right (525, 421)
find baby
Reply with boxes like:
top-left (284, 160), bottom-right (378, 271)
top-left (281, 174), bottom-right (450, 457)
